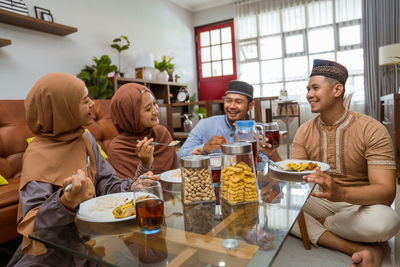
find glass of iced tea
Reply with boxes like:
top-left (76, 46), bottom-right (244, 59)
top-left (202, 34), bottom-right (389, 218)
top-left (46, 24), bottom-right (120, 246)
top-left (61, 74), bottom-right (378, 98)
top-left (264, 122), bottom-right (280, 149)
top-left (209, 153), bottom-right (222, 204)
top-left (134, 180), bottom-right (164, 235)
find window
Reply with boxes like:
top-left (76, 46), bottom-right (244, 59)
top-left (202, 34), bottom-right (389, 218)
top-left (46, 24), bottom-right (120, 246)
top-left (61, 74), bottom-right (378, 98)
top-left (200, 26), bottom-right (235, 78)
top-left (237, 0), bottom-right (363, 102)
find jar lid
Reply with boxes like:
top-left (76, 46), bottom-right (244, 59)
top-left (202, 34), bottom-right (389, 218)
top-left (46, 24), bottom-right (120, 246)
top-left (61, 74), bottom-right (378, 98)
top-left (221, 142), bottom-right (252, 154)
top-left (181, 155), bottom-right (210, 168)
top-left (235, 120), bottom-right (254, 128)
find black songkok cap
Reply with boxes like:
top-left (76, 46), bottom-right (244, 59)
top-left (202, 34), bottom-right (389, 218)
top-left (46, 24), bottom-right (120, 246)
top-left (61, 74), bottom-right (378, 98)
top-left (310, 59), bottom-right (348, 85)
top-left (225, 80), bottom-right (253, 99)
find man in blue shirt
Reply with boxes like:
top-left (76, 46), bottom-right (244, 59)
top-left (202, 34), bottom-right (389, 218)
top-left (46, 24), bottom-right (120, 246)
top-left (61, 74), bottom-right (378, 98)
top-left (178, 81), bottom-right (276, 165)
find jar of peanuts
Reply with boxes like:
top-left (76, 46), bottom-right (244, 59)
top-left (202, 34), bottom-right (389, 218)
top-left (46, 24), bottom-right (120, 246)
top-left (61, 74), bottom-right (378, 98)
top-left (181, 155), bottom-right (216, 205)
top-left (221, 143), bottom-right (258, 205)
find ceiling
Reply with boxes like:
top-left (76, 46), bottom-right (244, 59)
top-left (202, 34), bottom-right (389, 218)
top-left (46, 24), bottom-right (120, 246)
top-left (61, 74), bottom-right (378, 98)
top-left (168, 0), bottom-right (238, 12)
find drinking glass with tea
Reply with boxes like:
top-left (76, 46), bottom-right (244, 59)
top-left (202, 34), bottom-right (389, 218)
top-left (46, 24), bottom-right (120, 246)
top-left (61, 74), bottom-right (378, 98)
top-left (134, 180), bottom-right (164, 235)
top-left (264, 122), bottom-right (280, 149)
top-left (209, 153), bottom-right (222, 204)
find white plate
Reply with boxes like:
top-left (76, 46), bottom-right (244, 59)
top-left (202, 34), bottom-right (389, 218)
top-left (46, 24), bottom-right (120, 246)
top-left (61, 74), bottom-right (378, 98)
top-left (77, 192), bottom-right (135, 223)
top-left (160, 169), bottom-right (181, 183)
top-left (269, 159), bottom-right (330, 175)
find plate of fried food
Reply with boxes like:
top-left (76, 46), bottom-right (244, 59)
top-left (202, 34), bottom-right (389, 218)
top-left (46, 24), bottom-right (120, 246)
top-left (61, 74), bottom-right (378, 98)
top-left (269, 159), bottom-right (330, 175)
top-left (77, 192), bottom-right (136, 223)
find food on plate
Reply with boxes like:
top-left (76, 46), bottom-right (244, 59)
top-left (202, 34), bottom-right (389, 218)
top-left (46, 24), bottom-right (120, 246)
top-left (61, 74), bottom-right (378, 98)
top-left (88, 196), bottom-right (127, 213)
top-left (169, 140), bottom-right (181, 146)
top-left (169, 169), bottom-right (181, 181)
top-left (161, 169), bottom-right (182, 182)
top-left (112, 200), bottom-right (135, 218)
top-left (285, 162), bottom-right (320, 172)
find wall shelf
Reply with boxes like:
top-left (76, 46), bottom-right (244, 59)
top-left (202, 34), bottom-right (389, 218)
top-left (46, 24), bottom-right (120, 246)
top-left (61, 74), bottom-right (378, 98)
top-left (0, 38), bottom-right (11, 47)
top-left (0, 9), bottom-right (77, 36)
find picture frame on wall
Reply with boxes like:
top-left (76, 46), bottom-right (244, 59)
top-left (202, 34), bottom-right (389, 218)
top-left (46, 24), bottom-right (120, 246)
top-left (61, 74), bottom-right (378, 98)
top-left (34, 6), bottom-right (53, 22)
top-left (41, 12), bottom-right (53, 22)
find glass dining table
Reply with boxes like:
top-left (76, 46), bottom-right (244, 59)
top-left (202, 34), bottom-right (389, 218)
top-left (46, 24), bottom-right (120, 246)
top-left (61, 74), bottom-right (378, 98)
top-left (29, 169), bottom-right (315, 267)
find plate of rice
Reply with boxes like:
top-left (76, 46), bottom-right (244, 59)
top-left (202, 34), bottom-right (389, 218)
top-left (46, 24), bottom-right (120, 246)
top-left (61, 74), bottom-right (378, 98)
top-left (77, 192), bottom-right (135, 223)
top-left (269, 159), bottom-right (330, 175)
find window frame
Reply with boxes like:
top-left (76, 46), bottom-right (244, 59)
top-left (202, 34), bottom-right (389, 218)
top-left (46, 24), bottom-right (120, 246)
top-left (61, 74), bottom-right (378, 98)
top-left (237, 0), bottom-right (363, 100)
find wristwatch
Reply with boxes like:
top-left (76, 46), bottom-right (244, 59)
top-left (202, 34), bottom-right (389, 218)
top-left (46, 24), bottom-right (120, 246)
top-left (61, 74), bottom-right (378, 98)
top-left (177, 87), bottom-right (189, 102)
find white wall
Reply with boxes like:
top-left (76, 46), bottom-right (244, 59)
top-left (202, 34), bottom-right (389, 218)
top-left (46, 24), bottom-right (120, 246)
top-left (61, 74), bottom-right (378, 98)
top-left (0, 0), bottom-right (196, 99)
top-left (193, 3), bottom-right (234, 27)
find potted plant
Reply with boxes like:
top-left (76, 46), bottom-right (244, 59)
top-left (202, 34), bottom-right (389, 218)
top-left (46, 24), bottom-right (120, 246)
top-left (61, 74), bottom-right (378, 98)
top-left (110, 35), bottom-right (131, 76)
top-left (154, 55), bottom-right (174, 82)
top-left (166, 64), bottom-right (175, 82)
top-left (174, 74), bottom-right (181, 83)
top-left (77, 55), bottom-right (117, 99)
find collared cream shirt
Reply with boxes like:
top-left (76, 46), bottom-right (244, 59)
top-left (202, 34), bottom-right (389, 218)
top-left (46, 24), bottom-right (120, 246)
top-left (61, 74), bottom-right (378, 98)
top-left (292, 110), bottom-right (396, 186)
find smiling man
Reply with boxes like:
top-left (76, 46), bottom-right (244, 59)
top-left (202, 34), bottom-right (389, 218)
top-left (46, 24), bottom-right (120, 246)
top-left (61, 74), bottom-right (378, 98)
top-left (289, 59), bottom-right (400, 267)
top-left (177, 80), bottom-right (271, 162)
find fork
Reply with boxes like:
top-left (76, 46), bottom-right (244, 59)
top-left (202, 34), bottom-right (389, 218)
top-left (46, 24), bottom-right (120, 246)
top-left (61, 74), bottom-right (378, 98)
top-left (267, 160), bottom-right (286, 171)
top-left (65, 156), bottom-right (90, 192)
top-left (136, 140), bottom-right (180, 146)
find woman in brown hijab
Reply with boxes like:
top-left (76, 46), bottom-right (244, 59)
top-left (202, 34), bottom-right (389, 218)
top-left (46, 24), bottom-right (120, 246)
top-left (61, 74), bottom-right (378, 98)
top-left (108, 83), bottom-right (178, 178)
top-left (8, 73), bottom-right (138, 267)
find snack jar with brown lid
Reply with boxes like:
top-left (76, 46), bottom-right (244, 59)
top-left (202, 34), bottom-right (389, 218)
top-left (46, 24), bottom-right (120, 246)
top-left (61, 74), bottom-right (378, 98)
top-left (221, 142), bottom-right (258, 205)
top-left (181, 155), bottom-right (216, 205)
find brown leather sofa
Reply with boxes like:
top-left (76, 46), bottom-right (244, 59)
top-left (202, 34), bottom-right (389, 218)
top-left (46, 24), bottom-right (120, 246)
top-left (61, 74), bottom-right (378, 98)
top-left (0, 99), bottom-right (118, 245)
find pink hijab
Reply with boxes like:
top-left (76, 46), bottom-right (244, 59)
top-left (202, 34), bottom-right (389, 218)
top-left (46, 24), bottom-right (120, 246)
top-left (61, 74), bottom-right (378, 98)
top-left (108, 83), bottom-right (177, 178)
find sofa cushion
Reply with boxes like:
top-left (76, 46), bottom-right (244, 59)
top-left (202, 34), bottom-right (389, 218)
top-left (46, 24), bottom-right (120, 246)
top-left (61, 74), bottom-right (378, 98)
top-left (0, 176), bottom-right (19, 208)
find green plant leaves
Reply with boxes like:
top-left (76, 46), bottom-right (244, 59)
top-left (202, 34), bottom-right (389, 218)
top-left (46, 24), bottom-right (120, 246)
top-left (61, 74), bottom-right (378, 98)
top-left (110, 35), bottom-right (131, 53)
top-left (77, 55), bottom-right (117, 99)
top-left (154, 55), bottom-right (175, 73)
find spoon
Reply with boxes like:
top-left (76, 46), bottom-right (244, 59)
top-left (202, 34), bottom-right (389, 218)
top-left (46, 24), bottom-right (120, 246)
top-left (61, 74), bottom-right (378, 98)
top-left (136, 140), bottom-right (181, 147)
top-left (65, 156), bottom-right (90, 192)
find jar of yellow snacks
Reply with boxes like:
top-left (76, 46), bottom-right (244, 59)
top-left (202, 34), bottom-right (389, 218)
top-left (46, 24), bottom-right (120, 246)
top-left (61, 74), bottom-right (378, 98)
top-left (221, 143), bottom-right (258, 205)
top-left (181, 155), bottom-right (216, 205)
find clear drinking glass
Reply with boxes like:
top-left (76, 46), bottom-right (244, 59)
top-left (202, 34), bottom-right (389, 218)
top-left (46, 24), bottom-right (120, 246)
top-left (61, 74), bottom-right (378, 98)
top-left (264, 122), bottom-right (280, 149)
top-left (209, 153), bottom-right (222, 205)
top-left (134, 180), bottom-right (164, 235)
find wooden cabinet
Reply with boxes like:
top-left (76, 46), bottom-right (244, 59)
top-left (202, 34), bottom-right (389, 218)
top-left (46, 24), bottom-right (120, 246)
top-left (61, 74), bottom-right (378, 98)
top-left (112, 76), bottom-right (188, 105)
top-left (380, 94), bottom-right (400, 179)
top-left (167, 100), bottom-right (224, 139)
top-left (0, 9), bottom-right (77, 36)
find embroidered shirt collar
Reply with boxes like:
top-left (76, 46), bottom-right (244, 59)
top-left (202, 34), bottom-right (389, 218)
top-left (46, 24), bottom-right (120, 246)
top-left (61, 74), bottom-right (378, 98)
top-left (318, 110), bottom-right (349, 127)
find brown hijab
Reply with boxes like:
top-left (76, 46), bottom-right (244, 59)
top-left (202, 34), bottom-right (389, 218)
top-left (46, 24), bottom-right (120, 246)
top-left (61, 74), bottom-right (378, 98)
top-left (18, 72), bottom-right (97, 255)
top-left (108, 83), bottom-right (177, 178)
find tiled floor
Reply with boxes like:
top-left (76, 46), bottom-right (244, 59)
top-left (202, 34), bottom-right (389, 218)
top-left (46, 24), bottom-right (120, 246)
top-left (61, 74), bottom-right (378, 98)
top-left (271, 187), bottom-right (400, 267)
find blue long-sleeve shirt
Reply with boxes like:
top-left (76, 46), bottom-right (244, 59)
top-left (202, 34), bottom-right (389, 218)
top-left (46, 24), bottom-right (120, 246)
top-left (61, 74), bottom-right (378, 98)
top-left (177, 115), bottom-right (268, 168)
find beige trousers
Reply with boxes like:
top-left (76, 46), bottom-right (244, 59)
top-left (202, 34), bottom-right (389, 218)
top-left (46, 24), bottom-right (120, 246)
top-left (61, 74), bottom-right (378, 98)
top-left (291, 195), bottom-right (400, 246)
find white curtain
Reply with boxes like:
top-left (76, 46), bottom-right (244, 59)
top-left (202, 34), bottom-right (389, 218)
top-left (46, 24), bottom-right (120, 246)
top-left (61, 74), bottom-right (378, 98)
top-left (234, 0), bottom-right (365, 135)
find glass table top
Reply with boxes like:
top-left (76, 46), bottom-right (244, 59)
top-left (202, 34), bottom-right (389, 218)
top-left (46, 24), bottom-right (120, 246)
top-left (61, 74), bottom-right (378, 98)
top-left (29, 170), bottom-right (314, 267)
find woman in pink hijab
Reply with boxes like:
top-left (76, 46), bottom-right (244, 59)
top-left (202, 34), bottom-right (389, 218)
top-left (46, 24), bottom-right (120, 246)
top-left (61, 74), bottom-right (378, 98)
top-left (108, 83), bottom-right (177, 178)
